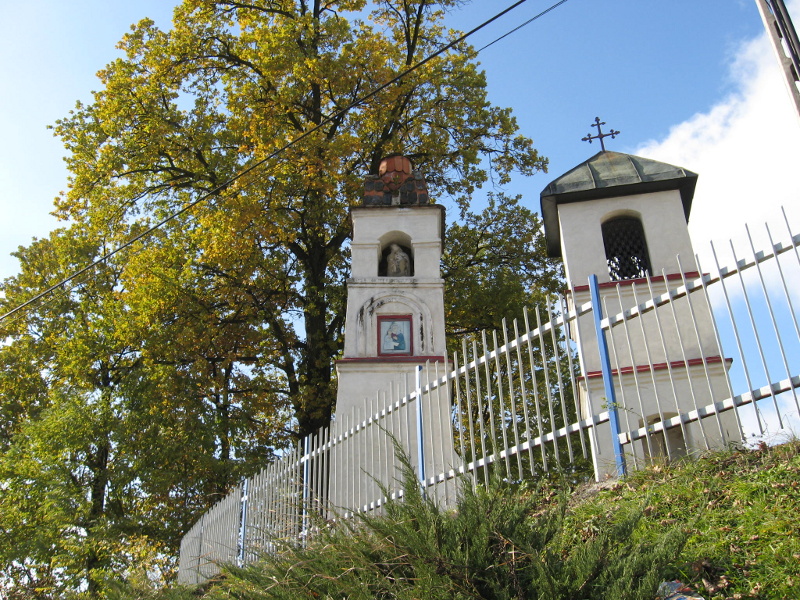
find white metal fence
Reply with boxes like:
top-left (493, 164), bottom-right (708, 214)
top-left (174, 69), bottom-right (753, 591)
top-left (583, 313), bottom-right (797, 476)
top-left (177, 215), bottom-right (800, 585)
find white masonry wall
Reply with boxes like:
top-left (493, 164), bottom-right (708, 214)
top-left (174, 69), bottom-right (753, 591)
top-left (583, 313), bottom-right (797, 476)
top-left (557, 189), bottom-right (695, 289)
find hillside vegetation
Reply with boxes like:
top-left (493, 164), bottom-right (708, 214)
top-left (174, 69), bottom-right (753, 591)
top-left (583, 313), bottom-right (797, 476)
top-left (119, 441), bottom-right (800, 600)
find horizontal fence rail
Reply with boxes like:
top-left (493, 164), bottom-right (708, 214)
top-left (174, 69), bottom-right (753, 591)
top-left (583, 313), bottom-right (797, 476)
top-left (177, 213), bottom-right (800, 584)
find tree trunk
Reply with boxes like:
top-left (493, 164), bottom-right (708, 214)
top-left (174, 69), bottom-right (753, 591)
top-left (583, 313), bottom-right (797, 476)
top-left (85, 437), bottom-right (109, 597)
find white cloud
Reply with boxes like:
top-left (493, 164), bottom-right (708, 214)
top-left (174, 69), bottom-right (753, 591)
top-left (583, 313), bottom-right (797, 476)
top-left (636, 5), bottom-right (800, 267)
top-left (635, 9), bottom-right (800, 441)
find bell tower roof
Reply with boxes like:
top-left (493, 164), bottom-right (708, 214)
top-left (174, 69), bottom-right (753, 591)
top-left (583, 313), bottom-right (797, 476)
top-left (540, 151), bottom-right (698, 257)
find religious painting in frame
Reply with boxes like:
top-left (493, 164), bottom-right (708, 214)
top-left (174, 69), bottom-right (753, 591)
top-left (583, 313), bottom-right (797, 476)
top-left (377, 315), bottom-right (413, 356)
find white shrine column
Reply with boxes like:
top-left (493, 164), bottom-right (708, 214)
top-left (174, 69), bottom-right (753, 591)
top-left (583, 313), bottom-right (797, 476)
top-left (333, 155), bottom-right (456, 509)
top-left (541, 151), bottom-right (739, 480)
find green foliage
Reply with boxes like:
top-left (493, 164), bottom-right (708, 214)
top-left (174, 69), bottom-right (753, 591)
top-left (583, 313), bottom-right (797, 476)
top-left (47, 0), bottom-right (550, 439)
top-left (171, 455), bottom-right (684, 600)
top-left (587, 441), bottom-right (800, 600)
top-left (448, 295), bottom-right (590, 484)
top-left (444, 193), bottom-right (563, 339)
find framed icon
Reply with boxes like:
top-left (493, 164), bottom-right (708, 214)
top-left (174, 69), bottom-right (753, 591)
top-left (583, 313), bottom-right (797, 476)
top-left (377, 315), bottom-right (413, 356)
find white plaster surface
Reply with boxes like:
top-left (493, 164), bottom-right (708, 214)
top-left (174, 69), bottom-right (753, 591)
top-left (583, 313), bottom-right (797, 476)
top-left (558, 185), bottom-right (739, 480)
top-left (569, 277), bottom-right (722, 375)
top-left (342, 282), bottom-right (446, 358)
top-left (580, 361), bottom-right (740, 480)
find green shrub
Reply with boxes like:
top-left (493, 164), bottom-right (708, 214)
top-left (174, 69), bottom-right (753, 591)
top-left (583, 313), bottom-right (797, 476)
top-left (199, 454), bottom-right (685, 600)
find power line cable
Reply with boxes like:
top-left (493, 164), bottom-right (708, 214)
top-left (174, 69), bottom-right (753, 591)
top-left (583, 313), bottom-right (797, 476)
top-left (477, 0), bottom-right (570, 52)
top-left (0, 0), bottom-right (569, 323)
top-left (0, 238), bottom-right (152, 333)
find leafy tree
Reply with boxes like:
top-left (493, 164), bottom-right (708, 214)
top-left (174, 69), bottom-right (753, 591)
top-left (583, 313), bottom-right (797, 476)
top-left (0, 229), bottom-right (145, 596)
top-left (0, 0), bottom-right (561, 594)
top-left (443, 192), bottom-right (563, 339)
top-left (50, 0), bottom-right (548, 439)
top-left (443, 193), bottom-right (577, 481)
top-left (0, 227), bottom-right (286, 595)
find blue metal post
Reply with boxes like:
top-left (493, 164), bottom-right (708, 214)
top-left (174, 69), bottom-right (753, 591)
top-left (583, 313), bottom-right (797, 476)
top-left (301, 436), bottom-right (310, 536)
top-left (588, 274), bottom-right (627, 477)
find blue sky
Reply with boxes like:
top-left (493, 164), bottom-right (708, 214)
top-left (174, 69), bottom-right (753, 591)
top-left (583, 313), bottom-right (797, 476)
top-left (1, 0), bottom-right (799, 282)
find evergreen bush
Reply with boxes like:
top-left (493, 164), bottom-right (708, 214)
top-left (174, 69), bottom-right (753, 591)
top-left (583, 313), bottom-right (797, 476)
top-left (189, 453), bottom-right (685, 600)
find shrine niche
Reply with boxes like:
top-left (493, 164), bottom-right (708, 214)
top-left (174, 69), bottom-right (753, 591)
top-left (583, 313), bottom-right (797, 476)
top-left (377, 315), bottom-right (412, 356)
top-left (379, 242), bottom-right (413, 277)
top-left (351, 292), bottom-right (433, 358)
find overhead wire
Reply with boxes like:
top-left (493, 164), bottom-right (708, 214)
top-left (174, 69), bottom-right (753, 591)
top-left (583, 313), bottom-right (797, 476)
top-left (0, 0), bottom-right (569, 324)
top-left (477, 0), bottom-right (570, 52)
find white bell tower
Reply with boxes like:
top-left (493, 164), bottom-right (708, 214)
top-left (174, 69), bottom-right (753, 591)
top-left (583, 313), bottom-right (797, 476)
top-left (541, 150), bottom-right (739, 478)
top-left (335, 155), bottom-right (448, 416)
top-left (332, 155), bottom-right (457, 506)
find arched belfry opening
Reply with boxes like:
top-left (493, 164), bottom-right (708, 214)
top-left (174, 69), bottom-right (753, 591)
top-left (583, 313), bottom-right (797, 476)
top-left (602, 215), bottom-right (652, 281)
top-left (639, 414), bottom-right (687, 463)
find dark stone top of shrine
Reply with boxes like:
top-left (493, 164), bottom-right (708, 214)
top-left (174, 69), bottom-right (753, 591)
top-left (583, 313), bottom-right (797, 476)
top-left (362, 154), bottom-right (430, 206)
top-left (540, 151), bottom-right (698, 257)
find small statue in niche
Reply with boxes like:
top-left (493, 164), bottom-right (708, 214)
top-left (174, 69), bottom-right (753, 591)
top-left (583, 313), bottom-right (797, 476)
top-left (386, 244), bottom-right (410, 277)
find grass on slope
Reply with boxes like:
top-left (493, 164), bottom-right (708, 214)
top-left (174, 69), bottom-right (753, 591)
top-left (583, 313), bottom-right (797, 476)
top-left (574, 440), bottom-right (800, 600)
top-left (116, 441), bottom-right (800, 600)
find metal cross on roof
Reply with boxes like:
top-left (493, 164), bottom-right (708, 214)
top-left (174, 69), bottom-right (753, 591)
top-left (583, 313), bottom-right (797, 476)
top-left (582, 117), bottom-right (620, 151)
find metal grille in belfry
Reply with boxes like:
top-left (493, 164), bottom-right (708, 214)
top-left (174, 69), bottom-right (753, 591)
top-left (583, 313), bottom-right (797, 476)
top-left (602, 217), bottom-right (652, 280)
